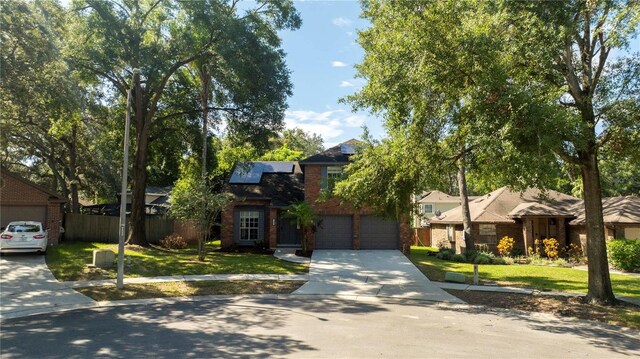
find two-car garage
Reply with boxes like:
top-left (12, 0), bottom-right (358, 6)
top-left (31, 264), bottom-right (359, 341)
top-left (314, 215), bottom-right (399, 250)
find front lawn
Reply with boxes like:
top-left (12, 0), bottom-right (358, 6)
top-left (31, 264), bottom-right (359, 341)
top-left (77, 280), bottom-right (305, 301)
top-left (47, 241), bottom-right (308, 281)
top-left (409, 246), bottom-right (640, 300)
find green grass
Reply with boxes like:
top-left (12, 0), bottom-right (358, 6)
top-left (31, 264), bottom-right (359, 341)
top-left (47, 241), bottom-right (308, 281)
top-left (410, 246), bottom-right (640, 300)
top-left (76, 280), bottom-right (305, 301)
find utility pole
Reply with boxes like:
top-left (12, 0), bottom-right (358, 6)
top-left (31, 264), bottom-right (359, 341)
top-left (117, 69), bottom-right (138, 289)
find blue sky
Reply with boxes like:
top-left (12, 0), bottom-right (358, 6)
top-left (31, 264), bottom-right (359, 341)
top-left (279, 1), bottom-right (374, 148)
top-left (280, 1), bottom-right (640, 148)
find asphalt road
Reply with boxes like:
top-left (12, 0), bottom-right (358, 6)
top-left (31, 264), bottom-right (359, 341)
top-left (2, 297), bottom-right (639, 358)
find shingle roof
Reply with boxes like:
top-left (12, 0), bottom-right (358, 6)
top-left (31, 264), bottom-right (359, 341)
top-left (418, 190), bottom-right (460, 204)
top-left (226, 162), bottom-right (304, 207)
top-left (299, 139), bottom-right (360, 164)
top-left (570, 196), bottom-right (640, 225)
top-left (430, 187), bottom-right (580, 224)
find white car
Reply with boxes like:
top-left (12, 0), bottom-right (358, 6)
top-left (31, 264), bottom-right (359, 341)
top-left (0, 221), bottom-right (48, 254)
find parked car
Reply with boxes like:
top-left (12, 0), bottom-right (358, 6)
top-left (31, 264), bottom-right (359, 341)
top-left (0, 221), bottom-right (48, 254)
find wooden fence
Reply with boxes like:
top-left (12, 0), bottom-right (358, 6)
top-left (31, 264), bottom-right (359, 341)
top-left (412, 227), bottom-right (432, 247)
top-left (64, 213), bottom-right (199, 243)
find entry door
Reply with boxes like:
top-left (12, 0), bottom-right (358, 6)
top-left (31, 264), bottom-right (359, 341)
top-left (278, 215), bottom-right (301, 246)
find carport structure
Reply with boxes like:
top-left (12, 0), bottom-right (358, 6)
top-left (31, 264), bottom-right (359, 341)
top-left (1, 167), bottom-right (66, 244)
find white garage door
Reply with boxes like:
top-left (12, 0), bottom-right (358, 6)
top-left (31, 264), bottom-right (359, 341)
top-left (0, 206), bottom-right (47, 228)
top-left (360, 216), bottom-right (399, 249)
top-left (315, 215), bottom-right (353, 249)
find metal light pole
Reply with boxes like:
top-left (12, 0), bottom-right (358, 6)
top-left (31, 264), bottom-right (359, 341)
top-left (117, 85), bottom-right (133, 289)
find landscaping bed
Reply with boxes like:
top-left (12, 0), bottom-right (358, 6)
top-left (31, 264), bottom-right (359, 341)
top-left (47, 241), bottom-right (308, 282)
top-left (446, 289), bottom-right (640, 330)
top-left (77, 280), bottom-right (306, 301)
top-left (409, 247), bottom-right (639, 300)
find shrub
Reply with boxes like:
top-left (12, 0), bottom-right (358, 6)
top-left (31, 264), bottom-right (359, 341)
top-left (160, 233), bottom-right (188, 250)
top-left (464, 250), bottom-right (479, 262)
top-left (473, 253), bottom-right (492, 264)
top-left (497, 236), bottom-right (515, 257)
top-left (543, 238), bottom-right (559, 260)
top-left (436, 248), bottom-right (454, 260)
top-left (492, 256), bottom-right (507, 265)
top-left (451, 254), bottom-right (467, 262)
top-left (565, 243), bottom-right (585, 263)
top-left (501, 256), bottom-right (515, 265)
top-left (607, 239), bottom-right (640, 272)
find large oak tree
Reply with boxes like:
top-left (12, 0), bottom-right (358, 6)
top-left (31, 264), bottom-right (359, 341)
top-left (66, 0), bottom-right (300, 245)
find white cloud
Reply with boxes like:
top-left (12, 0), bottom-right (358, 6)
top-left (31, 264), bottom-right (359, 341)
top-left (339, 80), bottom-right (354, 87)
top-left (285, 110), bottom-right (366, 143)
top-left (332, 17), bottom-right (353, 27)
top-left (331, 61), bottom-right (348, 68)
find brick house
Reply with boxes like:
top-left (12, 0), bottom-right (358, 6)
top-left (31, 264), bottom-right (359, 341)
top-left (429, 187), bottom-right (581, 255)
top-left (569, 195), bottom-right (640, 250)
top-left (221, 140), bottom-right (411, 252)
top-left (1, 167), bottom-right (66, 244)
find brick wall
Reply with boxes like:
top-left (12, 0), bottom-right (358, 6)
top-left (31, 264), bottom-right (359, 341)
top-left (1, 171), bottom-right (63, 244)
top-left (303, 164), bottom-right (410, 253)
top-left (220, 199), bottom-right (271, 249)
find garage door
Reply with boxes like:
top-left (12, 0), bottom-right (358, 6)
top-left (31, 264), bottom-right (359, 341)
top-left (360, 216), bottom-right (398, 249)
top-left (0, 206), bottom-right (47, 228)
top-left (315, 215), bottom-right (352, 249)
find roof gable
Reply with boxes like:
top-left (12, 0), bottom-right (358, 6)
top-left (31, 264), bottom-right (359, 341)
top-left (570, 196), bottom-right (640, 225)
top-left (299, 139), bottom-right (360, 164)
top-left (1, 166), bottom-right (66, 202)
top-left (430, 187), bottom-right (580, 224)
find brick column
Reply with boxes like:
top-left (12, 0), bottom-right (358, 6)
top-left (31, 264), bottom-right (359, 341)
top-left (523, 218), bottom-right (533, 255)
top-left (399, 215), bottom-right (411, 254)
top-left (557, 217), bottom-right (566, 248)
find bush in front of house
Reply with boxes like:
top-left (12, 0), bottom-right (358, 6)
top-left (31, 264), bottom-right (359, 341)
top-left (607, 239), bottom-right (640, 272)
top-left (436, 248), bottom-right (454, 260)
top-left (451, 254), bottom-right (467, 262)
top-left (160, 233), bottom-right (188, 250)
top-left (497, 236), bottom-right (515, 257)
top-left (542, 238), bottom-right (559, 260)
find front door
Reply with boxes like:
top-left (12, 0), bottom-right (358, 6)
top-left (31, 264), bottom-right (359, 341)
top-left (278, 215), bottom-right (301, 247)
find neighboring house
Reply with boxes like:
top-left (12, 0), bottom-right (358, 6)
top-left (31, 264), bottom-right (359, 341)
top-left (221, 140), bottom-right (412, 252)
top-left (413, 190), bottom-right (463, 227)
top-left (430, 187), bottom-right (581, 254)
top-left (569, 196), bottom-right (640, 247)
top-left (0, 167), bottom-right (66, 244)
top-left (84, 186), bottom-right (172, 215)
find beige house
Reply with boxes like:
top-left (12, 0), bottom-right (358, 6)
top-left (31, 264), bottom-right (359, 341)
top-left (570, 196), bottom-right (640, 248)
top-left (414, 190), bottom-right (461, 227)
top-left (430, 187), bottom-right (581, 254)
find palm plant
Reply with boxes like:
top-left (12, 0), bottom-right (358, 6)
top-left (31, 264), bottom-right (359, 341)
top-left (284, 201), bottom-right (317, 255)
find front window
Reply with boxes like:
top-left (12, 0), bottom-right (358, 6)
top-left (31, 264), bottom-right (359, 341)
top-left (327, 166), bottom-right (344, 192)
top-left (239, 211), bottom-right (260, 241)
top-left (447, 225), bottom-right (454, 242)
top-left (421, 204), bottom-right (433, 214)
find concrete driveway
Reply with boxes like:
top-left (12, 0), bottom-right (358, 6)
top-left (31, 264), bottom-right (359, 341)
top-left (294, 250), bottom-right (463, 303)
top-left (0, 254), bottom-right (95, 320)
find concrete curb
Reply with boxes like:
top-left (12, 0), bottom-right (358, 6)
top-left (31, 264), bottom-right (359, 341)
top-left (62, 274), bottom-right (310, 288)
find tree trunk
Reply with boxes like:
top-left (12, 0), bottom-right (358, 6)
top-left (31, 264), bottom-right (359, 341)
top-left (68, 125), bottom-right (80, 214)
top-left (127, 72), bottom-right (150, 246)
top-left (581, 150), bottom-right (615, 305)
top-left (457, 159), bottom-right (474, 254)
